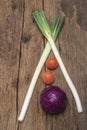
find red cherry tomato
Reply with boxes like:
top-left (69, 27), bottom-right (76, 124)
top-left (46, 58), bottom-right (58, 70)
top-left (41, 72), bottom-right (55, 84)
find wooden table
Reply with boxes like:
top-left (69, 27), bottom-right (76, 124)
top-left (0, 0), bottom-right (87, 130)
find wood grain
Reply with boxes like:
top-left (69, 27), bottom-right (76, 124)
top-left (0, 0), bottom-right (23, 130)
top-left (0, 0), bottom-right (87, 130)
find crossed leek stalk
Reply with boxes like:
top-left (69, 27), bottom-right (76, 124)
top-left (18, 11), bottom-right (83, 122)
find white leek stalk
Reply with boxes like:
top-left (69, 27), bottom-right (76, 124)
top-left (48, 36), bottom-right (83, 113)
top-left (18, 42), bottom-right (51, 121)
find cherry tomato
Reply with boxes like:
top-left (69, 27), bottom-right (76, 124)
top-left (46, 58), bottom-right (58, 70)
top-left (41, 71), bottom-right (55, 84)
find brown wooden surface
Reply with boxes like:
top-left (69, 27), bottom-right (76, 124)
top-left (0, 0), bottom-right (87, 130)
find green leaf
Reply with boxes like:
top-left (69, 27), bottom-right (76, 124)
top-left (33, 11), bottom-right (65, 42)
top-left (51, 15), bottom-right (59, 33)
top-left (33, 11), bottom-right (51, 39)
top-left (53, 16), bottom-right (65, 41)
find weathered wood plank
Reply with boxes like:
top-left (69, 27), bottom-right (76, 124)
top-left (0, 0), bottom-right (87, 130)
top-left (60, 0), bottom-right (87, 130)
top-left (18, 0), bottom-right (87, 130)
top-left (18, 0), bottom-right (46, 130)
top-left (0, 0), bottom-right (23, 130)
top-left (43, 1), bottom-right (71, 130)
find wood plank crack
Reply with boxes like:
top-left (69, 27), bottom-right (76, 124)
top-left (16, 0), bottom-right (25, 129)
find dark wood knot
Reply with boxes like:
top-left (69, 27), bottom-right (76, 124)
top-left (22, 34), bottom-right (31, 44)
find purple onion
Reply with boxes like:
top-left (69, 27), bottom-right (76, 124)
top-left (40, 85), bottom-right (68, 114)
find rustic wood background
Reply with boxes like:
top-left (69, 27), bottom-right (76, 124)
top-left (0, 0), bottom-right (87, 130)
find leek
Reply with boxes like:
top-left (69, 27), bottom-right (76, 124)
top-left (18, 15), bottom-right (64, 122)
top-left (33, 11), bottom-right (83, 113)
